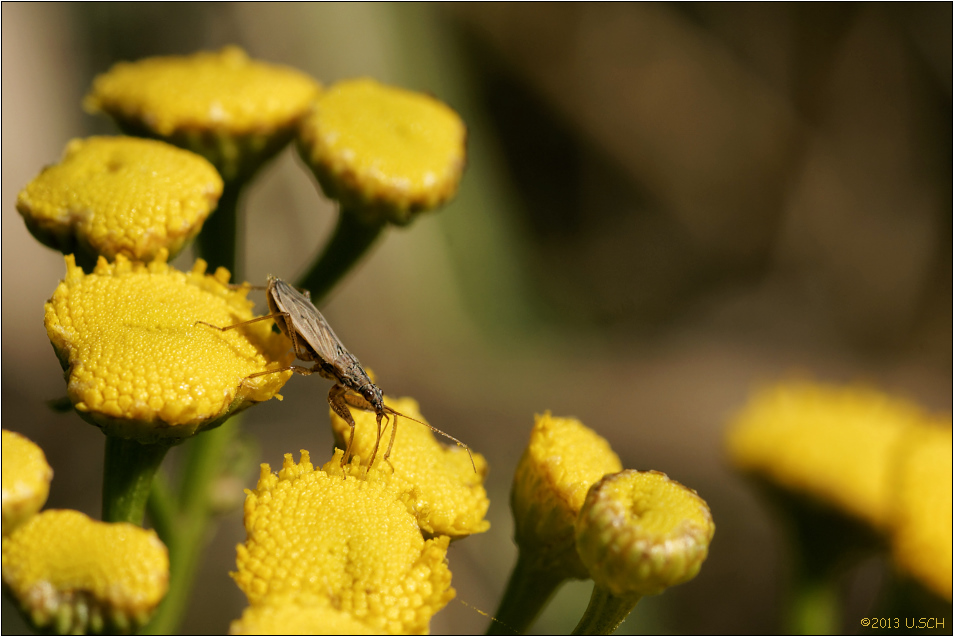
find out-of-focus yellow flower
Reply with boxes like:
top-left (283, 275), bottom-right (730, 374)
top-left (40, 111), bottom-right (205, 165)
top-left (230, 594), bottom-right (376, 635)
top-left (891, 422), bottom-right (953, 600)
top-left (1, 430), bottom-right (53, 533)
top-left (232, 450), bottom-right (455, 634)
top-left (44, 252), bottom-right (292, 442)
top-left (1, 509), bottom-right (168, 634)
top-left (725, 381), bottom-right (925, 528)
top-left (328, 395), bottom-right (490, 538)
top-left (298, 77), bottom-right (466, 226)
top-left (575, 470), bottom-right (715, 597)
top-left (16, 136), bottom-right (222, 262)
top-left (726, 380), bottom-right (954, 601)
top-left (85, 46), bottom-right (321, 182)
top-left (511, 412), bottom-right (622, 579)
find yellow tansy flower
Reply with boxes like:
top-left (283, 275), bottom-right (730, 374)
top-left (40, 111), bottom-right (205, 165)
top-left (328, 395), bottom-right (490, 538)
top-left (17, 136), bottom-right (222, 262)
top-left (44, 252), bottom-right (293, 442)
top-left (298, 77), bottom-right (467, 225)
top-left (1, 509), bottom-right (168, 635)
top-left (233, 450), bottom-right (455, 635)
top-left (1, 430), bottom-right (53, 533)
top-left (725, 381), bottom-right (925, 528)
top-left (85, 46), bottom-right (321, 182)
top-left (891, 422), bottom-right (953, 600)
top-left (230, 594), bottom-right (376, 635)
top-left (575, 470), bottom-right (715, 597)
top-left (511, 412), bottom-right (623, 579)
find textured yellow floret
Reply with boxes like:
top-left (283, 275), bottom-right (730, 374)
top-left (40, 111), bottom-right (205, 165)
top-left (725, 381), bottom-right (924, 528)
top-left (298, 78), bottom-right (466, 225)
top-left (575, 470), bottom-right (715, 597)
top-left (510, 412), bottom-right (623, 578)
top-left (44, 252), bottom-right (293, 441)
top-left (329, 396), bottom-right (490, 538)
top-left (1, 509), bottom-right (168, 634)
top-left (891, 422), bottom-right (953, 600)
top-left (1, 430), bottom-right (53, 533)
top-left (230, 594), bottom-right (376, 635)
top-left (17, 136), bottom-right (222, 262)
top-left (85, 46), bottom-right (320, 138)
top-left (233, 450), bottom-right (455, 634)
top-left (85, 46), bottom-right (321, 182)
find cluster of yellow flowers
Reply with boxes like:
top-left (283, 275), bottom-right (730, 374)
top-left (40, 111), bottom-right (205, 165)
top-left (10, 44), bottom-right (724, 636)
top-left (44, 252), bottom-right (292, 441)
top-left (12, 45), bottom-right (483, 635)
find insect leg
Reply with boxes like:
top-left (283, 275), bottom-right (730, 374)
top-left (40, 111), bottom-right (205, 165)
top-left (339, 391), bottom-right (477, 473)
top-left (195, 312), bottom-right (289, 332)
top-left (328, 384), bottom-right (358, 467)
top-left (242, 364), bottom-right (316, 382)
top-left (367, 412), bottom-right (388, 468)
top-left (383, 412), bottom-right (398, 463)
top-left (340, 392), bottom-right (388, 467)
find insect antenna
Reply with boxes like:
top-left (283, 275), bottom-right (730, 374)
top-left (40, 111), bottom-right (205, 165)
top-left (382, 405), bottom-right (477, 473)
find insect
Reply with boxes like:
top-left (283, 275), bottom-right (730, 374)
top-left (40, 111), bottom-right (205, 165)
top-left (198, 276), bottom-right (474, 471)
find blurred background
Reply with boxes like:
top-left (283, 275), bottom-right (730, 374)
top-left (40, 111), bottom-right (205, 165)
top-left (2, 3), bottom-right (950, 634)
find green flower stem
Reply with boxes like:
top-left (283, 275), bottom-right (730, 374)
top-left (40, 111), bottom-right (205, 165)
top-left (571, 585), bottom-right (641, 635)
top-left (143, 419), bottom-right (240, 635)
top-left (146, 470), bottom-right (175, 540)
top-left (296, 207), bottom-right (385, 303)
top-left (754, 483), bottom-right (880, 634)
top-left (197, 178), bottom-right (244, 279)
top-left (786, 575), bottom-right (838, 635)
top-left (487, 551), bottom-right (568, 635)
top-left (101, 437), bottom-right (172, 524)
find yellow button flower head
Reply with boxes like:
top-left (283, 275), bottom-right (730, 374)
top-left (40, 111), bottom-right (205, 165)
top-left (298, 77), bottom-right (467, 226)
top-left (1, 509), bottom-right (168, 634)
top-left (233, 450), bottom-right (455, 635)
top-left (85, 46), bottom-right (321, 182)
top-left (1, 430), bottom-right (53, 533)
top-left (329, 395), bottom-right (490, 538)
top-left (725, 381), bottom-right (925, 528)
top-left (511, 412), bottom-right (623, 579)
top-left (44, 252), bottom-right (293, 442)
top-left (891, 422), bottom-right (953, 600)
top-left (17, 136), bottom-right (222, 263)
top-left (575, 470), bottom-right (715, 597)
top-left (230, 594), bottom-right (376, 635)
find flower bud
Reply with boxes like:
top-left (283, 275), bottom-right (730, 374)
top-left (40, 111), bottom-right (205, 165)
top-left (511, 412), bottom-right (622, 579)
top-left (85, 46), bottom-right (320, 183)
top-left (44, 252), bottom-right (292, 442)
top-left (298, 77), bottom-right (466, 226)
top-left (1, 509), bottom-right (168, 634)
top-left (232, 450), bottom-right (456, 634)
top-left (575, 470), bottom-right (714, 597)
top-left (1, 430), bottom-right (53, 533)
top-left (17, 136), bottom-right (222, 263)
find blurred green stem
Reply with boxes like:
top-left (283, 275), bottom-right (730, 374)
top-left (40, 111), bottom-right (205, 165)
top-left (786, 574), bottom-right (838, 635)
top-left (101, 437), bottom-right (171, 525)
top-left (571, 586), bottom-right (640, 635)
top-left (487, 551), bottom-right (567, 635)
top-left (143, 419), bottom-right (240, 635)
top-left (197, 179), bottom-right (243, 279)
top-left (296, 207), bottom-right (384, 303)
